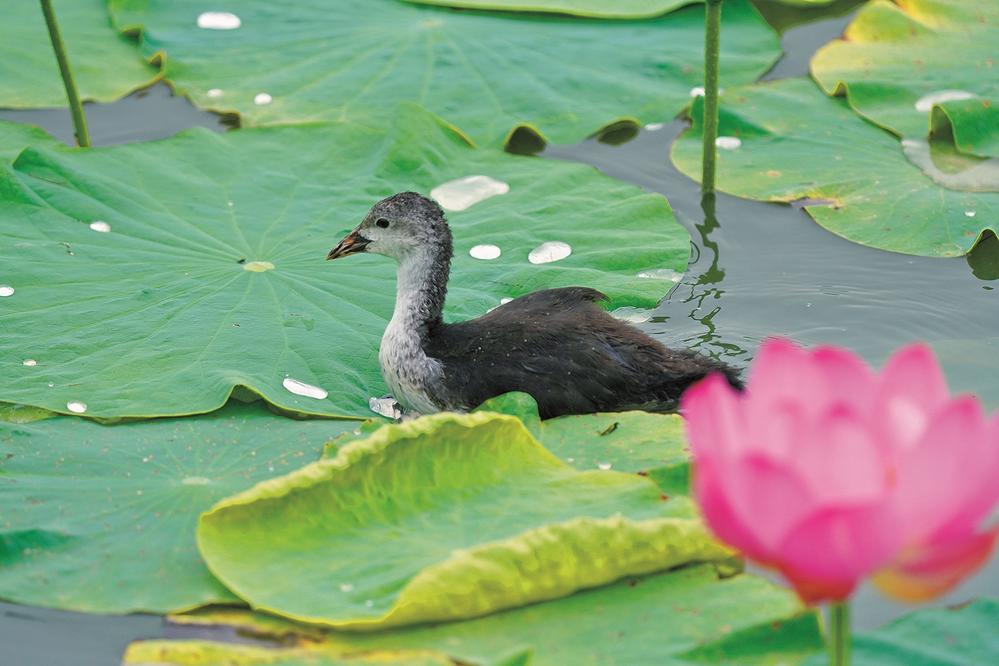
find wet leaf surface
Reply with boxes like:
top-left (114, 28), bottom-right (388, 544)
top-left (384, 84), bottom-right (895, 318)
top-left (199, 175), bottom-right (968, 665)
top-left (0, 402), bottom-right (354, 613)
top-left (812, 0), bottom-right (999, 157)
top-left (671, 78), bottom-right (999, 257)
top-left (107, 0), bottom-right (779, 148)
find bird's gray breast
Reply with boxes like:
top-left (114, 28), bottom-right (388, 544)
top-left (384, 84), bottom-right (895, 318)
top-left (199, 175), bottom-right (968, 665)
top-left (378, 320), bottom-right (446, 415)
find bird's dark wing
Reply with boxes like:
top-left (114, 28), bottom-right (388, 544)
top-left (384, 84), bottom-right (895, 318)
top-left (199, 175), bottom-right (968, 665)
top-left (426, 288), bottom-right (732, 418)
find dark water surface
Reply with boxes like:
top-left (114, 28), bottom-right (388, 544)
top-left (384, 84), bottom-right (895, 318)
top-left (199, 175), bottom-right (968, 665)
top-left (3, 8), bottom-right (998, 665)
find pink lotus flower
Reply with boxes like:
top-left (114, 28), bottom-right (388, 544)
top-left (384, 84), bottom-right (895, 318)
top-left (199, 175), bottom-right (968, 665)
top-left (682, 338), bottom-right (999, 605)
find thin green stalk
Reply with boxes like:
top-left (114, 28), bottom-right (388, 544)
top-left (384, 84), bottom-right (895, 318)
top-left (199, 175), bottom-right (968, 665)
top-left (39, 0), bottom-right (91, 147)
top-left (701, 0), bottom-right (722, 193)
top-left (829, 601), bottom-right (851, 666)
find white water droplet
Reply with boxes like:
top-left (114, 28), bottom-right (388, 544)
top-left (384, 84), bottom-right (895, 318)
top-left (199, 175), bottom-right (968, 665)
top-left (500, 298), bottom-right (513, 305)
top-left (965, 210), bottom-right (977, 217)
top-left (636, 268), bottom-right (683, 282)
top-left (914, 90), bottom-right (975, 113)
top-left (597, 462), bottom-right (613, 471)
top-left (364, 600), bottom-right (374, 608)
top-left (282, 377), bottom-right (328, 400)
top-left (369, 397), bottom-right (403, 420)
top-left (22, 359), bottom-right (37, 367)
top-left (339, 583), bottom-right (354, 593)
top-left (431, 175), bottom-right (510, 212)
top-left (89, 220), bottom-right (111, 233)
top-left (566, 457), bottom-right (575, 463)
top-left (715, 136), bottom-right (742, 150)
top-left (197, 11), bottom-right (241, 30)
top-left (528, 241), bottom-right (572, 265)
top-left (254, 92), bottom-right (273, 105)
top-left (644, 122), bottom-right (666, 131)
top-left (207, 88), bottom-right (224, 98)
top-left (901, 138), bottom-right (999, 192)
top-left (611, 307), bottom-right (653, 324)
top-left (469, 244), bottom-right (501, 260)
top-left (181, 476), bottom-right (211, 486)
top-left (689, 86), bottom-right (706, 98)
top-left (0, 285), bottom-right (14, 297)
top-left (243, 260), bottom-right (275, 272)
top-left (142, 456), bottom-right (151, 463)
top-left (66, 401), bottom-right (87, 414)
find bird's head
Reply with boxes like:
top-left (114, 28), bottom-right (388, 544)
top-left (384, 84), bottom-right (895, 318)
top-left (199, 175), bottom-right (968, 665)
top-left (327, 192), bottom-right (452, 262)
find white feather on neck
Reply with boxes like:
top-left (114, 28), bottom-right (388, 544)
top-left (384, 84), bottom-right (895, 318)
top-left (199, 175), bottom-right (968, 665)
top-left (379, 249), bottom-right (444, 414)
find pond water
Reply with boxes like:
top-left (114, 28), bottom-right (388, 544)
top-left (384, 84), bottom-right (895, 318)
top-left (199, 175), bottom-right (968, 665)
top-left (2, 6), bottom-right (998, 664)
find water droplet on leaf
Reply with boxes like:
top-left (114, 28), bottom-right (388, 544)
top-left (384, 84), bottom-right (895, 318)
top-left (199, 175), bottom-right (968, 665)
top-left (431, 175), bottom-right (510, 212)
top-left (243, 260), bottom-right (275, 272)
top-left (197, 12), bottom-right (241, 30)
top-left (914, 90), bottom-right (975, 113)
top-left (469, 244), bottom-right (501, 260)
top-left (282, 378), bottom-right (328, 400)
top-left (528, 241), bottom-right (572, 264)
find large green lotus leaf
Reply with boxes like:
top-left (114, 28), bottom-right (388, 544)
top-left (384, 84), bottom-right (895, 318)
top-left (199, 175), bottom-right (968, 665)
top-left (0, 107), bottom-right (686, 419)
top-left (670, 78), bottom-right (999, 257)
top-left (123, 641), bottom-right (453, 666)
top-left (812, 0), bottom-right (999, 157)
top-left (107, 0), bottom-right (779, 148)
top-left (0, 402), bottom-right (355, 614)
top-left (803, 598), bottom-right (999, 665)
top-left (160, 565), bottom-right (823, 665)
top-left (1, 0), bottom-right (157, 108)
top-left (402, 0), bottom-right (693, 18)
top-left (197, 412), bottom-right (731, 629)
top-left (0, 121), bottom-right (59, 163)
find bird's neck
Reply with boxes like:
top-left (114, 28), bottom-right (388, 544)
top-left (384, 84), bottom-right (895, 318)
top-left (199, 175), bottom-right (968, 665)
top-left (388, 246), bottom-right (450, 343)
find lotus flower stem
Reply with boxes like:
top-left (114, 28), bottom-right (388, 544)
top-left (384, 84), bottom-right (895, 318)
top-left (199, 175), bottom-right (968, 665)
top-left (701, 0), bottom-right (722, 193)
top-left (829, 601), bottom-right (851, 666)
top-left (39, 0), bottom-right (91, 147)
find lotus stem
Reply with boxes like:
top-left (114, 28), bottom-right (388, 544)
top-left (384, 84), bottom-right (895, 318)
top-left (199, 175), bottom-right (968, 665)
top-left (701, 0), bottom-right (722, 193)
top-left (39, 0), bottom-right (91, 147)
top-left (829, 601), bottom-right (851, 666)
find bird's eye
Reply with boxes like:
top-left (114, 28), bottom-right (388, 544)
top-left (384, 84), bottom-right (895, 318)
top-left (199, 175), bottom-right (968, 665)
top-left (375, 218), bottom-right (390, 229)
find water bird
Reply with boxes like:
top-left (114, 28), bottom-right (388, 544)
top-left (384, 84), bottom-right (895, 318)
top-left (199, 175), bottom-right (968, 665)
top-left (327, 192), bottom-right (741, 418)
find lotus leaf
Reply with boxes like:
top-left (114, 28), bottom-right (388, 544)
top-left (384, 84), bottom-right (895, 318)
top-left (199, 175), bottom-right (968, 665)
top-left (0, 106), bottom-right (686, 418)
top-left (327, 393), bottom-right (691, 492)
top-left (107, 0), bottom-right (779, 148)
top-left (474, 392), bottom-right (691, 493)
top-left (1, 0), bottom-right (157, 108)
top-left (802, 598), bottom-right (999, 665)
top-left (670, 78), bottom-right (999, 257)
top-left (812, 0), bottom-right (999, 157)
top-left (123, 641), bottom-right (453, 666)
top-left (0, 122), bottom-right (59, 163)
top-left (161, 565), bottom-right (823, 665)
top-left (0, 402), bottom-right (355, 613)
top-left (197, 412), bottom-right (731, 629)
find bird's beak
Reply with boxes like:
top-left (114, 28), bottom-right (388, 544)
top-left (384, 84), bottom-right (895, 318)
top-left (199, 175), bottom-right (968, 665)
top-left (326, 228), bottom-right (371, 261)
